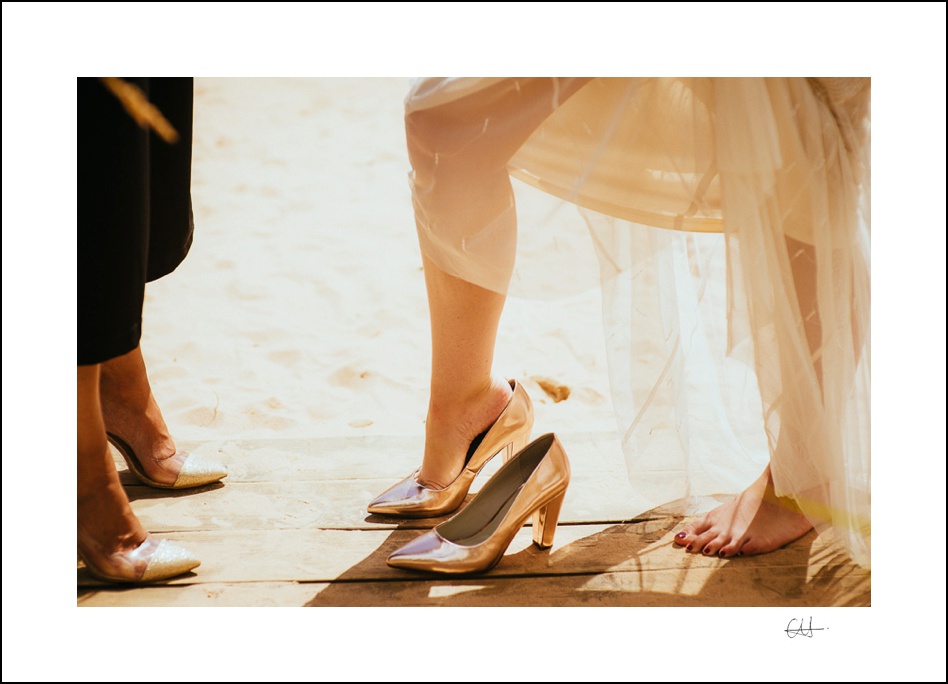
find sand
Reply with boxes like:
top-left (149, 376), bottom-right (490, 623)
top-left (143, 78), bottom-right (618, 453)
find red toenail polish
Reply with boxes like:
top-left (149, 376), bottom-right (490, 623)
top-left (718, 550), bottom-right (726, 557)
top-left (686, 545), bottom-right (693, 551)
top-left (676, 532), bottom-right (687, 539)
top-left (703, 547), bottom-right (712, 554)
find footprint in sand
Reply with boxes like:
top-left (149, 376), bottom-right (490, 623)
top-left (531, 376), bottom-right (571, 403)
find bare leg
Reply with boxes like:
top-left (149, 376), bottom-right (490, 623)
top-left (99, 344), bottom-right (182, 485)
top-left (77, 364), bottom-right (150, 577)
top-left (407, 78), bottom-right (589, 488)
top-left (675, 237), bottom-right (817, 556)
top-left (417, 255), bottom-right (513, 488)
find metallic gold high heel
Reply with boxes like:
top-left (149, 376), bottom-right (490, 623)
top-left (107, 432), bottom-right (227, 490)
top-left (77, 533), bottom-right (200, 584)
top-left (367, 379), bottom-right (534, 518)
top-left (386, 433), bottom-right (570, 574)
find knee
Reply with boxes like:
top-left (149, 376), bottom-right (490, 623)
top-left (405, 103), bottom-right (499, 179)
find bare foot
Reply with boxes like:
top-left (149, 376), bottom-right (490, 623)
top-left (417, 376), bottom-right (514, 488)
top-left (99, 345), bottom-right (181, 486)
top-left (673, 465), bottom-right (814, 557)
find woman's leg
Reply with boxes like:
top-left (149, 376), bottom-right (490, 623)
top-left (99, 343), bottom-right (183, 485)
top-left (417, 256), bottom-right (513, 487)
top-left (406, 78), bottom-right (589, 488)
top-left (77, 364), bottom-right (150, 577)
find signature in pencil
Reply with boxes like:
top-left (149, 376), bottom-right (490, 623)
top-left (785, 617), bottom-right (828, 638)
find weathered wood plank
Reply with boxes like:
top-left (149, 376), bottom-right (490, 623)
top-left (301, 566), bottom-right (870, 607)
top-left (95, 431), bottom-right (869, 608)
top-left (77, 521), bottom-right (869, 608)
top-left (77, 561), bottom-right (868, 608)
top-left (124, 477), bottom-right (659, 532)
top-left (78, 581), bottom-right (321, 608)
top-left (119, 433), bottom-right (763, 531)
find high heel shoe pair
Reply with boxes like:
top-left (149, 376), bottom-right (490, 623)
top-left (78, 435), bottom-right (226, 584)
top-left (368, 380), bottom-right (571, 574)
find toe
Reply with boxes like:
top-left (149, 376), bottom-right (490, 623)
top-left (676, 516), bottom-right (714, 551)
top-left (736, 537), bottom-right (756, 556)
top-left (690, 528), bottom-right (718, 555)
top-left (703, 535), bottom-right (729, 557)
top-left (673, 526), bottom-right (694, 547)
top-left (717, 538), bottom-right (742, 558)
top-left (689, 515), bottom-right (714, 536)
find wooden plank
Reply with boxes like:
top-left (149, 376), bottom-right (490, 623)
top-left (124, 476), bottom-right (656, 532)
top-left (78, 581), bottom-right (321, 608)
top-left (77, 522), bottom-right (869, 605)
top-left (77, 563), bottom-right (868, 608)
top-left (119, 433), bottom-right (773, 531)
top-left (301, 567), bottom-right (869, 607)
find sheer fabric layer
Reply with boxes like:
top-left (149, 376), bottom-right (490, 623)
top-left (406, 77), bottom-right (870, 567)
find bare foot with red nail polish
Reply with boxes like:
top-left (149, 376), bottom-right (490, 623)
top-left (673, 465), bottom-right (813, 558)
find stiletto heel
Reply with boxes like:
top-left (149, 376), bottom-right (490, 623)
top-left (533, 490), bottom-right (566, 549)
top-left (386, 433), bottom-right (570, 574)
top-left (107, 432), bottom-right (227, 490)
top-left (368, 379), bottom-right (534, 518)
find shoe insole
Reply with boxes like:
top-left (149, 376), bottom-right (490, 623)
top-left (440, 434), bottom-right (554, 547)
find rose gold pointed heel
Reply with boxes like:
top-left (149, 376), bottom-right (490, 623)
top-left (386, 433), bottom-right (570, 574)
top-left (367, 379), bottom-right (534, 518)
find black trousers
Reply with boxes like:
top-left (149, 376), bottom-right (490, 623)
top-left (77, 77), bottom-right (194, 365)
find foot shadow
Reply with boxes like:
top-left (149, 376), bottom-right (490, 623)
top-left (119, 470), bottom-right (226, 501)
top-left (76, 567), bottom-right (200, 595)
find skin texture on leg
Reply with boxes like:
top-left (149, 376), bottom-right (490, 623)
top-left (77, 364), bottom-right (150, 577)
top-left (99, 344), bottom-right (183, 485)
top-left (407, 79), bottom-right (590, 489)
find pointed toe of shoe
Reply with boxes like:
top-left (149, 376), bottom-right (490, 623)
top-left (367, 476), bottom-right (422, 514)
top-left (386, 531), bottom-right (457, 571)
top-left (367, 473), bottom-right (455, 517)
top-left (172, 453), bottom-right (228, 489)
top-left (139, 539), bottom-right (201, 582)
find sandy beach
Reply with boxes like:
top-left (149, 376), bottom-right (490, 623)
top-left (147, 77), bottom-right (618, 448)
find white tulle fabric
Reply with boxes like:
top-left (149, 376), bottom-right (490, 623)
top-left (406, 77), bottom-right (870, 567)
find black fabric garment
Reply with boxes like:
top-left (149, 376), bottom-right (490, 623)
top-left (77, 77), bottom-right (194, 365)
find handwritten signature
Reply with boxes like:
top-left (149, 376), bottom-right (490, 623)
top-left (785, 617), bottom-right (828, 638)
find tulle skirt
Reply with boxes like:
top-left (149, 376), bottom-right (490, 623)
top-left (406, 77), bottom-right (871, 567)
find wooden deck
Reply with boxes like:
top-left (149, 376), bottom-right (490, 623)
top-left (77, 432), bottom-right (870, 607)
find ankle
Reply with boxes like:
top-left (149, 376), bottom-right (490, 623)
top-left (429, 377), bottom-right (512, 421)
top-left (99, 347), bottom-right (156, 415)
top-left (99, 375), bottom-right (151, 416)
top-left (424, 378), bottom-right (514, 461)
